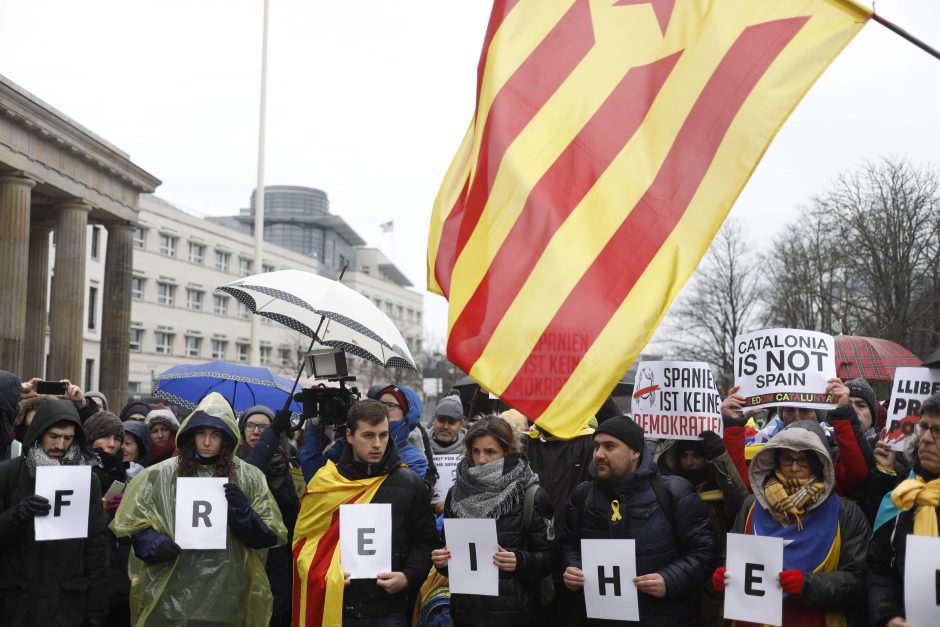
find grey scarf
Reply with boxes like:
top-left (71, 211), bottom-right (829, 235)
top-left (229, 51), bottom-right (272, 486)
top-left (450, 455), bottom-right (535, 519)
top-left (25, 442), bottom-right (98, 478)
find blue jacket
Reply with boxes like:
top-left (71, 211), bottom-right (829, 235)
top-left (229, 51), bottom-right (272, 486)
top-left (299, 385), bottom-right (428, 482)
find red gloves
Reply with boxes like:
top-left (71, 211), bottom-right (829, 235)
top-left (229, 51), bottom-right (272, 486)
top-left (712, 567), bottom-right (726, 592)
top-left (779, 569), bottom-right (804, 595)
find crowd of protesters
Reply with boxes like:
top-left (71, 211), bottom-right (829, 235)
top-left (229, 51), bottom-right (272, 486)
top-left (1, 362), bottom-right (938, 627)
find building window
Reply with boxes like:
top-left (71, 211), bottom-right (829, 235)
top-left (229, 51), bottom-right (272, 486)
top-left (186, 289), bottom-right (203, 311)
top-left (155, 332), bottom-right (174, 355)
top-left (416, 311), bottom-right (422, 324)
top-left (128, 381), bottom-right (140, 394)
top-left (189, 242), bottom-right (205, 264)
top-left (211, 340), bottom-right (227, 360)
top-left (279, 348), bottom-right (291, 367)
top-left (159, 234), bottom-right (177, 257)
top-left (238, 302), bottom-right (250, 320)
top-left (215, 250), bottom-right (230, 272)
top-left (133, 227), bottom-right (145, 249)
top-left (87, 286), bottom-right (98, 331)
top-left (213, 295), bottom-right (228, 316)
top-left (129, 328), bottom-right (143, 352)
top-left (407, 308), bottom-right (414, 322)
top-left (239, 257), bottom-right (253, 277)
top-left (397, 305), bottom-right (404, 319)
top-left (260, 346), bottom-right (272, 365)
top-left (185, 336), bottom-right (202, 358)
top-left (90, 226), bottom-right (101, 260)
top-left (157, 283), bottom-right (175, 306)
top-left (131, 277), bottom-right (144, 301)
top-left (385, 302), bottom-right (393, 316)
top-left (262, 263), bottom-right (275, 273)
top-left (361, 265), bottom-right (371, 275)
top-left (237, 343), bottom-right (249, 362)
top-left (374, 298), bottom-right (382, 309)
top-left (84, 359), bottom-right (94, 391)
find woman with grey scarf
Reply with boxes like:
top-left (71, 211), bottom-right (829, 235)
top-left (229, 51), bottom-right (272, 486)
top-left (431, 415), bottom-right (557, 626)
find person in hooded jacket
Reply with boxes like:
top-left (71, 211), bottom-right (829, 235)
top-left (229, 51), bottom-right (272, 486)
top-left (712, 419), bottom-right (870, 626)
top-left (122, 421), bottom-right (151, 480)
top-left (119, 401), bottom-right (151, 423)
top-left (110, 393), bottom-right (287, 626)
top-left (236, 404), bottom-right (299, 627)
top-left (431, 415), bottom-right (556, 627)
top-left (0, 398), bottom-right (109, 626)
top-left (561, 416), bottom-right (718, 627)
top-left (144, 408), bottom-right (179, 465)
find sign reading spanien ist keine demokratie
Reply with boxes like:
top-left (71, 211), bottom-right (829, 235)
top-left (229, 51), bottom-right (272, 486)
top-left (734, 328), bottom-right (836, 412)
top-left (632, 361), bottom-right (722, 440)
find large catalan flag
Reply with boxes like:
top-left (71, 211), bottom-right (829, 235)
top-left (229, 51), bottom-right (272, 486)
top-left (427, 0), bottom-right (871, 439)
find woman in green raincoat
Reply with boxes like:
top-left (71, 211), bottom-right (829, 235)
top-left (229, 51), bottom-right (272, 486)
top-left (111, 393), bottom-right (287, 626)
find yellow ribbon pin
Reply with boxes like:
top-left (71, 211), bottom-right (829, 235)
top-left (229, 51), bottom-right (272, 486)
top-left (610, 499), bottom-right (622, 522)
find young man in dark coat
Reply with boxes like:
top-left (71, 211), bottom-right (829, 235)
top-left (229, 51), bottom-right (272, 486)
top-left (561, 416), bottom-right (718, 626)
top-left (0, 398), bottom-right (109, 626)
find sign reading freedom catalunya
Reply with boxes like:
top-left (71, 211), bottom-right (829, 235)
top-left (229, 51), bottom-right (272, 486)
top-left (884, 367), bottom-right (940, 451)
top-left (734, 328), bottom-right (836, 411)
top-left (631, 361), bottom-right (722, 439)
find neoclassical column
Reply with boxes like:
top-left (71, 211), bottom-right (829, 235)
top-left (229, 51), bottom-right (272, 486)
top-left (23, 223), bottom-right (53, 378)
top-left (48, 200), bottom-right (90, 383)
top-left (99, 223), bottom-right (135, 410)
top-left (0, 174), bottom-right (36, 376)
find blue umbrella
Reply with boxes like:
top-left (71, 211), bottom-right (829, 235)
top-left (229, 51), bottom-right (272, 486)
top-left (153, 360), bottom-right (303, 420)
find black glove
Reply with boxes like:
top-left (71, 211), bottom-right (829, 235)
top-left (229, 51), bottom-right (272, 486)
top-left (224, 482), bottom-right (250, 512)
top-left (721, 413), bottom-right (748, 428)
top-left (272, 408), bottom-right (293, 435)
top-left (13, 495), bottom-right (51, 525)
top-left (150, 538), bottom-right (182, 564)
top-left (699, 430), bottom-right (726, 460)
top-left (83, 618), bottom-right (106, 627)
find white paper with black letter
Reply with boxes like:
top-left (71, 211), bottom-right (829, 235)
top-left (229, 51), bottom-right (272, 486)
top-left (581, 539), bottom-right (639, 621)
top-left (444, 518), bottom-right (499, 596)
top-left (34, 465), bottom-right (91, 541)
top-left (340, 503), bottom-right (392, 579)
top-left (174, 477), bottom-right (227, 550)
top-left (904, 534), bottom-right (940, 627)
top-left (725, 533), bottom-right (783, 626)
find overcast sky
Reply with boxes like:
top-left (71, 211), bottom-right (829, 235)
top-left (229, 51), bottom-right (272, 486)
top-left (2, 0), bottom-right (939, 352)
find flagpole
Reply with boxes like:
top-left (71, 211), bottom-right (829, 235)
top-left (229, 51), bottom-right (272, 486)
top-left (872, 12), bottom-right (940, 61)
top-left (250, 0), bottom-right (270, 367)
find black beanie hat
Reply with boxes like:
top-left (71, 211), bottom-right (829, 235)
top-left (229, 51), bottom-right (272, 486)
top-left (594, 415), bottom-right (645, 454)
top-left (845, 377), bottom-right (877, 424)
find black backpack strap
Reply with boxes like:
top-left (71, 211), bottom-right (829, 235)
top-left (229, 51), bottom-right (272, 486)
top-left (523, 482), bottom-right (539, 531)
top-left (418, 423), bottom-right (439, 486)
top-left (650, 472), bottom-right (675, 527)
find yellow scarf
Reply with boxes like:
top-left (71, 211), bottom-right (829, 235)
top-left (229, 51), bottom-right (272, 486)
top-left (890, 475), bottom-right (940, 537)
top-left (292, 460), bottom-right (389, 627)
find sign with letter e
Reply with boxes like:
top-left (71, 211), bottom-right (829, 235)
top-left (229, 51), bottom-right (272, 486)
top-left (444, 518), bottom-right (499, 596)
top-left (340, 503), bottom-right (392, 579)
top-left (905, 534), bottom-right (940, 626)
top-left (725, 533), bottom-right (783, 626)
top-left (174, 477), bottom-right (227, 550)
top-left (581, 539), bottom-right (639, 621)
top-left (34, 465), bottom-right (91, 541)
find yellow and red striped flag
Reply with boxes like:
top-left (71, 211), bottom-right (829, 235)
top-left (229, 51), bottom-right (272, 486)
top-left (427, 0), bottom-right (871, 439)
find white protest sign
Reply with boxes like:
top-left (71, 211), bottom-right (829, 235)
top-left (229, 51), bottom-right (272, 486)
top-left (34, 465), bottom-right (91, 541)
top-left (340, 503), bottom-right (392, 579)
top-left (734, 328), bottom-right (836, 412)
top-left (724, 533), bottom-right (783, 626)
top-left (904, 534), bottom-right (940, 627)
top-left (885, 368), bottom-right (940, 451)
top-left (631, 361), bottom-right (722, 439)
top-left (431, 454), bottom-right (461, 505)
top-left (581, 539), bottom-right (639, 621)
top-left (174, 477), bottom-right (227, 550)
top-left (444, 518), bottom-right (499, 596)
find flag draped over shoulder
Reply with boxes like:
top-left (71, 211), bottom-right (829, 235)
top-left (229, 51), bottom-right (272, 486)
top-left (292, 461), bottom-right (388, 627)
top-left (427, 0), bottom-right (871, 439)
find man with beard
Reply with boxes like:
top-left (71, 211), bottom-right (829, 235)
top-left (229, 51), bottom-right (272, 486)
top-left (429, 395), bottom-right (466, 514)
top-left (0, 399), bottom-right (109, 626)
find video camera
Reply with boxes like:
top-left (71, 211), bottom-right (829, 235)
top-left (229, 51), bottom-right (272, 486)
top-left (295, 348), bottom-right (359, 428)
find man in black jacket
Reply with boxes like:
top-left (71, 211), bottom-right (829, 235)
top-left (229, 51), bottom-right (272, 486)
top-left (294, 399), bottom-right (439, 626)
top-left (561, 416), bottom-right (718, 626)
top-left (0, 398), bottom-right (109, 626)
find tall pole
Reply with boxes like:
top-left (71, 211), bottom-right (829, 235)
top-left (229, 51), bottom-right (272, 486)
top-left (250, 0), bottom-right (270, 367)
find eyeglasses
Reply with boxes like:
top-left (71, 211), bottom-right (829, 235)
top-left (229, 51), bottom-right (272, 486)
top-left (916, 422), bottom-right (940, 439)
top-left (244, 422), bottom-right (270, 432)
top-left (380, 401), bottom-right (403, 411)
top-left (778, 453), bottom-right (811, 468)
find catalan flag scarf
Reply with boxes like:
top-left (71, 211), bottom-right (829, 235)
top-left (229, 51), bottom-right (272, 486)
top-left (292, 460), bottom-right (389, 627)
top-left (890, 474), bottom-right (940, 537)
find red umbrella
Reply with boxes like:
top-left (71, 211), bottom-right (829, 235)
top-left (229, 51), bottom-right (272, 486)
top-left (834, 335), bottom-right (922, 383)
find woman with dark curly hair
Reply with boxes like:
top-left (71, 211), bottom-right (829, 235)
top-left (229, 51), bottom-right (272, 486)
top-left (431, 414), bottom-right (557, 627)
top-left (111, 393), bottom-right (287, 626)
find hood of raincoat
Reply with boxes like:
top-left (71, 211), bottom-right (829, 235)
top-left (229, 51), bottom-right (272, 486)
top-left (24, 398), bottom-right (89, 451)
top-left (389, 385), bottom-right (422, 445)
top-left (748, 422), bottom-right (836, 515)
top-left (175, 392), bottom-right (241, 451)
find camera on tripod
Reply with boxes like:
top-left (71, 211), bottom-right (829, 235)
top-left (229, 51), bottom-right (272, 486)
top-left (296, 348), bottom-right (359, 427)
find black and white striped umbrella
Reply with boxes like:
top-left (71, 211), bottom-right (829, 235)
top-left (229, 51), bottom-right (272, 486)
top-left (218, 270), bottom-right (416, 371)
